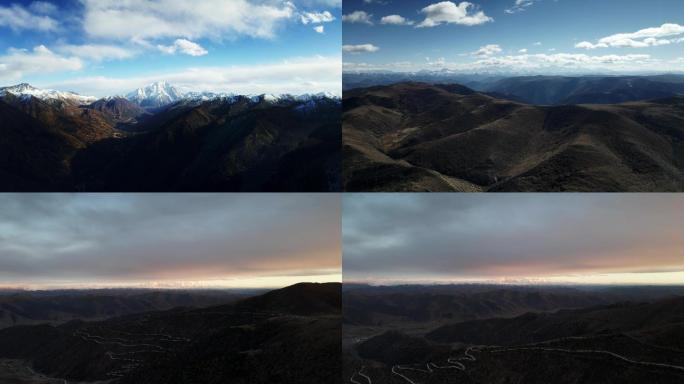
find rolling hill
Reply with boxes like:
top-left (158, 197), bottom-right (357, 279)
top-left (343, 82), bottom-right (684, 192)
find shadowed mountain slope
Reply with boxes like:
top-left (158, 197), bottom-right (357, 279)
top-left (344, 287), bottom-right (684, 384)
top-left (0, 283), bottom-right (342, 384)
top-left (0, 93), bottom-right (341, 192)
top-left (427, 296), bottom-right (684, 348)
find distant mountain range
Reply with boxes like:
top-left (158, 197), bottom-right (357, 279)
top-left (0, 289), bottom-right (250, 329)
top-left (0, 81), bottom-right (340, 109)
top-left (343, 82), bottom-right (684, 192)
top-left (479, 75), bottom-right (684, 105)
top-left (344, 73), bottom-right (684, 105)
top-left (0, 82), bottom-right (341, 191)
top-left (0, 83), bottom-right (98, 105)
top-left (342, 284), bottom-right (684, 327)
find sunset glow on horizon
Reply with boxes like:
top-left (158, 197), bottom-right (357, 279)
top-left (343, 194), bottom-right (684, 286)
top-left (0, 194), bottom-right (341, 289)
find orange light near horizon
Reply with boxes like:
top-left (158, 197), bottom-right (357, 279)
top-left (0, 271), bottom-right (343, 291)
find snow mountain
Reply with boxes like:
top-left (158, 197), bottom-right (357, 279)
top-left (0, 81), bottom-right (340, 110)
top-left (0, 83), bottom-right (97, 105)
top-left (126, 81), bottom-right (184, 108)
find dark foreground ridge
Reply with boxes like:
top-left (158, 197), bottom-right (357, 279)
top-left (343, 82), bottom-right (684, 192)
top-left (0, 282), bottom-right (342, 384)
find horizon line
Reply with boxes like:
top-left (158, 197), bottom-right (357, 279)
top-left (0, 281), bottom-right (342, 292)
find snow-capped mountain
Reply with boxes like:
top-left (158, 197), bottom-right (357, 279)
top-left (123, 81), bottom-right (340, 107)
top-left (183, 91), bottom-right (237, 102)
top-left (0, 83), bottom-right (97, 105)
top-left (126, 81), bottom-right (184, 108)
top-left (0, 81), bottom-right (340, 110)
top-left (294, 92), bottom-right (339, 101)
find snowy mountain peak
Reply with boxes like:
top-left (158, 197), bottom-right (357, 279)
top-left (126, 81), bottom-right (184, 108)
top-left (0, 83), bottom-right (97, 105)
top-left (1, 81), bottom-right (339, 109)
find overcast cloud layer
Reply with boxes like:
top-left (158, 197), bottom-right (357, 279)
top-left (0, 194), bottom-right (340, 289)
top-left (343, 194), bottom-right (684, 285)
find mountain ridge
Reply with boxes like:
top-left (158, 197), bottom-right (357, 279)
top-left (343, 81), bottom-right (684, 192)
top-left (0, 81), bottom-right (341, 110)
top-left (0, 82), bottom-right (341, 191)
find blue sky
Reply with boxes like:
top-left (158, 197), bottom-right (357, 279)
top-left (343, 0), bottom-right (684, 74)
top-left (0, 0), bottom-right (342, 96)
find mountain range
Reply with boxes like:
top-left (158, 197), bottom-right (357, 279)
top-left (343, 81), bottom-right (684, 192)
top-left (0, 81), bottom-right (339, 110)
top-left (0, 289), bottom-right (250, 329)
top-left (344, 285), bottom-right (684, 384)
top-left (0, 82), bottom-right (341, 191)
top-left (0, 283), bottom-right (341, 384)
top-left (343, 73), bottom-right (684, 104)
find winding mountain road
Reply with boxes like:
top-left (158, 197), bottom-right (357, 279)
top-left (352, 331), bottom-right (684, 383)
top-left (74, 328), bottom-right (191, 378)
top-left (350, 365), bottom-right (372, 384)
top-left (489, 346), bottom-right (684, 372)
top-left (389, 347), bottom-right (481, 384)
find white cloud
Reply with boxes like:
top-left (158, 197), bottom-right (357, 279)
top-left (474, 44), bottom-right (502, 56)
top-left (425, 57), bottom-right (447, 67)
top-left (29, 1), bottom-right (58, 14)
top-left (505, 0), bottom-right (537, 14)
top-left (157, 39), bottom-right (208, 56)
top-left (298, 0), bottom-right (341, 7)
top-left (533, 41), bottom-right (542, 46)
top-left (0, 3), bottom-right (58, 32)
top-left (380, 15), bottom-right (414, 26)
top-left (0, 45), bottom-right (82, 83)
top-left (81, 0), bottom-right (295, 40)
top-left (314, 25), bottom-right (325, 33)
top-left (57, 44), bottom-right (137, 62)
top-left (300, 11), bottom-right (335, 24)
top-left (342, 10), bottom-right (373, 25)
top-left (575, 23), bottom-right (684, 49)
top-left (343, 44), bottom-right (380, 54)
top-left (518, 48), bottom-right (528, 53)
top-left (345, 52), bottom-right (668, 74)
top-left (416, 1), bottom-right (493, 28)
top-left (44, 55), bottom-right (342, 97)
top-left (575, 41), bottom-right (595, 49)
top-left (473, 52), bottom-right (654, 71)
top-left (343, 61), bottom-right (414, 72)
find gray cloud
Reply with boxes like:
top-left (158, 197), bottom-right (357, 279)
top-left (0, 194), bottom-right (340, 287)
top-left (343, 194), bottom-right (684, 283)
